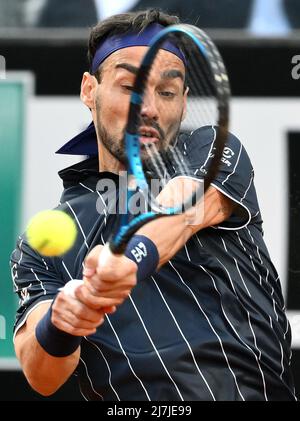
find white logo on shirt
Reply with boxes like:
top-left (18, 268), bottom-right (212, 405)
top-left (222, 147), bottom-right (235, 167)
top-left (20, 284), bottom-right (32, 306)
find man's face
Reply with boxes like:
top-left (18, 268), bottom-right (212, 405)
top-left (92, 46), bottom-right (187, 164)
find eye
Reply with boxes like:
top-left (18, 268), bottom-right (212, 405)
top-left (122, 85), bottom-right (134, 92)
top-left (159, 91), bottom-right (176, 98)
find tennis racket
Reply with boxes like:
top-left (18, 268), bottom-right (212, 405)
top-left (100, 23), bottom-right (230, 277)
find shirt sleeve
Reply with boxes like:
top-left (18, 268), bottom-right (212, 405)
top-left (174, 126), bottom-right (262, 229)
top-left (10, 235), bottom-right (65, 336)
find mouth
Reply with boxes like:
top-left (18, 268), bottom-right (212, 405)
top-left (139, 126), bottom-right (160, 144)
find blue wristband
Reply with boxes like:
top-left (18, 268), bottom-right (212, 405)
top-left (124, 235), bottom-right (159, 282)
top-left (35, 304), bottom-right (82, 357)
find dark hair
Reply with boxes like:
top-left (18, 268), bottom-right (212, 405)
top-left (88, 9), bottom-right (179, 81)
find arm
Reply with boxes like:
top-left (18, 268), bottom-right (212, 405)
top-left (14, 287), bottom-right (118, 396)
top-left (137, 180), bottom-right (235, 267)
top-left (14, 302), bottom-right (79, 396)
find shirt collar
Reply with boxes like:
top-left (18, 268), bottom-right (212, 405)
top-left (56, 122), bottom-right (98, 156)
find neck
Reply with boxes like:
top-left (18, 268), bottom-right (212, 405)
top-left (98, 141), bottom-right (125, 173)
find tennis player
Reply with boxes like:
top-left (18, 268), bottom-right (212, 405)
top-left (11, 9), bottom-right (296, 401)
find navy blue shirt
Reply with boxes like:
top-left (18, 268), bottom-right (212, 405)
top-left (11, 127), bottom-right (296, 401)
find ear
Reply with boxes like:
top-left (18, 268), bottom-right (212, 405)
top-left (80, 72), bottom-right (98, 109)
top-left (181, 86), bottom-right (189, 121)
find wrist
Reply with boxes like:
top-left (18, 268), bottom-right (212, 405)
top-left (124, 235), bottom-right (159, 281)
top-left (35, 303), bottom-right (82, 357)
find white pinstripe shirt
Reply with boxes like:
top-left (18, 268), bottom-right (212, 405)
top-left (11, 128), bottom-right (297, 400)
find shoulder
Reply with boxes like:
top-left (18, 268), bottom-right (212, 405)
top-left (179, 126), bottom-right (251, 171)
top-left (181, 126), bottom-right (245, 151)
top-left (198, 126), bottom-right (243, 145)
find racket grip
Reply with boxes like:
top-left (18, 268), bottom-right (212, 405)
top-left (99, 236), bottom-right (159, 282)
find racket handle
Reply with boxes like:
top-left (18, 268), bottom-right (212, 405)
top-left (98, 242), bottom-right (115, 267)
top-left (99, 236), bottom-right (159, 282)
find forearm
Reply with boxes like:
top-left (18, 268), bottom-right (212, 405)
top-left (137, 213), bottom-right (190, 267)
top-left (14, 303), bottom-right (80, 396)
top-left (20, 330), bottom-right (79, 396)
top-left (137, 185), bottom-right (234, 267)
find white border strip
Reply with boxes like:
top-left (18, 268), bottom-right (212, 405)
top-left (0, 358), bottom-right (21, 370)
top-left (287, 311), bottom-right (300, 349)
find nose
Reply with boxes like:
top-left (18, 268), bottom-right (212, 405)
top-left (141, 90), bottom-right (159, 121)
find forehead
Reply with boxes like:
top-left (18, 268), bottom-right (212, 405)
top-left (102, 46), bottom-right (185, 73)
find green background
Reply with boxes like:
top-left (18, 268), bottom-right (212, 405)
top-left (0, 81), bottom-right (24, 363)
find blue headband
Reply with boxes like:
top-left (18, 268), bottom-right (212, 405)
top-left (91, 22), bottom-right (185, 74)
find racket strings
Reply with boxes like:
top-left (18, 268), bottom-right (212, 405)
top-left (143, 141), bottom-right (187, 185)
top-left (186, 29), bottom-right (229, 122)
top-left (137, 28), bottom-right (229, 212)
top-left (142, 142), bottom-right (170, 210)
top-left (144, 140), bottom-right (190, 181)
top-left (169, 144), bottom-right (191, 176)
top-left (172, 33), bottom-right (218, 126)
top-left (192, 30), bottom-right (230, 116)
top-left (142, 36), bottom-right (219, 188)
top-left (144, 142), bottom-right (170, 183)
top-left (143, 141), bottom-right (197, 213)
top-left (184, 48), bottom-right (218, 130)
top-left (144, 140), bottom-right (194, 190)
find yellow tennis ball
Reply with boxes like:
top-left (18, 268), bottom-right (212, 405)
top-left (26, 210), bottom-right (77, 256)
